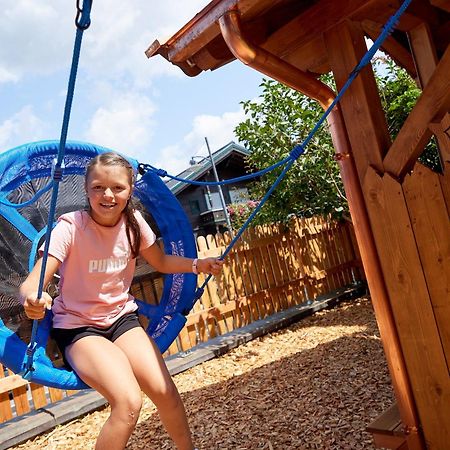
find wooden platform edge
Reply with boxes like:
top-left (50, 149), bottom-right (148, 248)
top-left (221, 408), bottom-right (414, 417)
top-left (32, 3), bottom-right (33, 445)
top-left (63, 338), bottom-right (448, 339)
top-left (0, 282), bottom-right (366, 449)
top-left (367, 402), bottom-right (407, 449)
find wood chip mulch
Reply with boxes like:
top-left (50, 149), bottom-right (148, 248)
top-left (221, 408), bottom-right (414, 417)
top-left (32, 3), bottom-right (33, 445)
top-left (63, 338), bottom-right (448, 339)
top-left (13, 297), bottom-right (394, 449)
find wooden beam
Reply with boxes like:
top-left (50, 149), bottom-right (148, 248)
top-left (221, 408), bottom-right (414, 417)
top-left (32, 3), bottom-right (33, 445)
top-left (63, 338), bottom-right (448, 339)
top-left (280, 35), bottom-right (330, 74)
top-left (383, 45), bottom-right (450, 179)
top-left (408, 22), bottom-right (439, 88)
top-left (325, 20), bottom-right (391, 179)
top-left (429, 113), bottom-right (450, 163)
top-left (362, 19), bottom-right (416, 78)
top-left (430, 0), bottom-right (450, 13)
top-left (265, 0), bottom-right (399, 58)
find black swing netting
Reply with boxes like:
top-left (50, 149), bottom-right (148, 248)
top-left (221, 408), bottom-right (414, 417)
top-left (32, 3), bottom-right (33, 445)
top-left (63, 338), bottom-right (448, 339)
top-left (0, 150), bottom-right (161, 347)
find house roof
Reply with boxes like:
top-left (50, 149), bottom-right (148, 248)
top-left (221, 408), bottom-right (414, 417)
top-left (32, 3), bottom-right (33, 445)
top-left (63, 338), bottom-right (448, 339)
top-left (166, 141), bottom-right (250, 195)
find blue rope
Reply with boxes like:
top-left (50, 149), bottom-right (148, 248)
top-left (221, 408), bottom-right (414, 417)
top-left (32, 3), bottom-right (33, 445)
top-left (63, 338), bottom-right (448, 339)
top-left (196, 156), bottom-right (297, 294)
top-left (22, 0), bottom-right (93, 380)
top-left (191, 0), bottom-right (412, 297)
top-left (142, 0), bottom-right (412, 190)
top-left (139, 157), bottom-right (289, 187)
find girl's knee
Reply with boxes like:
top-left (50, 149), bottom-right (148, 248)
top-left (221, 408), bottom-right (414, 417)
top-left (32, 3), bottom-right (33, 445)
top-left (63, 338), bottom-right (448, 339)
top-left (153, 381), bottom-right (182, 409)
top-left (111, 391), bottom-right (143, 424)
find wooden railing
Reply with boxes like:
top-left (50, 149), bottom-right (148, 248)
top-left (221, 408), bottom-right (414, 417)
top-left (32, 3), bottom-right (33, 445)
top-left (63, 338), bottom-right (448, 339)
top-left (0, 216), bottom-right (363, 424)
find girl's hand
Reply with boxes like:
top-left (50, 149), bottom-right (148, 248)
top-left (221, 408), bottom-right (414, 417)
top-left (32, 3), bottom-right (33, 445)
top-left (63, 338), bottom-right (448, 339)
top-left (21, 292), bottom-right (52, 320)
top-left (197, 257), bottom-right (224, 275)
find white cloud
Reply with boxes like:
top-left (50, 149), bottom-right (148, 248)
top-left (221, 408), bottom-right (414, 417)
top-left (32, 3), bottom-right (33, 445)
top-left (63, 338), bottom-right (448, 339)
top-left (0, 2), bottom-right (72, 83)
top-left (0, 1), bottom-right (210, 86)
top-left (154, 108), bottom-right (246, 175)
top-left (84, 89), bottom-right (156, 161)
top-left (0, 106), bottom-right (48, 151)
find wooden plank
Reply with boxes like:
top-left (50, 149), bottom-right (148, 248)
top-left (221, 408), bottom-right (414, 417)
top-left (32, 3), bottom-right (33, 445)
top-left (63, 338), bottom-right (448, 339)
top-left (0, 374), bottom-right (28, 393)
top-left (367, 402), bottom-right (403, 435)
top-left (383, 45), bottom-right (450, 179)
top-left (48, 387), bottom-right (64, 403)
top-left (364, 167), bottom-right (450, 448)
top-left (403, 163), bottom-right (450, 369)
top-left (408, 22), bottom-right (439, 89)
top-left (0, 365), bottom-right (13, 423)
top-left (11, 383), bottom-right (30, 417)
top-left (325, 19), bottom-right (391, 180)
top-left (361, 19), bottom-right (416, 78)
top-left (29, 383), bottom-right (48, 410)
top-left (158, 0), bottom-right (285, 62)
top-left (177, 327), bottom-right (193, 352)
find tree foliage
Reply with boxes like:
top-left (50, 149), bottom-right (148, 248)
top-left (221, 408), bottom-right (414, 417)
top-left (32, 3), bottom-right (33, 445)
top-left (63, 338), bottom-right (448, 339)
top-left (234, 76), bottom-right (345, 226)
top-left (233, 60), bottom-right (439, 227)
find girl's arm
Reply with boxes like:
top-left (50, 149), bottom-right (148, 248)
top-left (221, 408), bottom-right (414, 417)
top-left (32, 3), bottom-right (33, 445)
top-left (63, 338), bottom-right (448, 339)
top-left (19, 256), bottom-right (61, 320)
top-left (140, 242), bottom-right (224, 275)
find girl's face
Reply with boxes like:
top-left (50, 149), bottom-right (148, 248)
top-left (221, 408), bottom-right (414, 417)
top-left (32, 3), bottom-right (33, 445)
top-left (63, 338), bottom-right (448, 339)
top-left (85, 164), bottom-right (132, 226)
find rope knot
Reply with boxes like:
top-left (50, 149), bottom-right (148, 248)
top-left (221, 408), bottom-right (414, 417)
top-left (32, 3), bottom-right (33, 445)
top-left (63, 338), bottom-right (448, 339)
top-left (290, 144), bottom-right (305, 160)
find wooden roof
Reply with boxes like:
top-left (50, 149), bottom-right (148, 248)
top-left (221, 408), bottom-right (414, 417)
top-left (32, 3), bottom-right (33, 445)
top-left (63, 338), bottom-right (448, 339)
top-left (147, 0), bottom-right (449, 80)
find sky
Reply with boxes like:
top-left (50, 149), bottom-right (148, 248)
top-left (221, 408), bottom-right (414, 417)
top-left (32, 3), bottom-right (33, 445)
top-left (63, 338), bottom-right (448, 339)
top-left (0, 0), bottom-right (265, 175)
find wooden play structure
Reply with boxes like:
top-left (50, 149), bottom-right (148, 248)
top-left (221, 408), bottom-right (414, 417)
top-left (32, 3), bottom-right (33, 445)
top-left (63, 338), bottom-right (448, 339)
top-left (147, 1), bottom-right (449, 449)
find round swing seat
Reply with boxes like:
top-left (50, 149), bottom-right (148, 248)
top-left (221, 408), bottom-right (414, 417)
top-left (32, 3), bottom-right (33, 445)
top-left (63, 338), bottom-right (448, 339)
top-left (0, 140), bottom-right (197, 390)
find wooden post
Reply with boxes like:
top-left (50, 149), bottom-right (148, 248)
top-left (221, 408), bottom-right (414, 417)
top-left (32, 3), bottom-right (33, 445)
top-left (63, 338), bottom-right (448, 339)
top-left (325, 19), bottom-right (426, 450)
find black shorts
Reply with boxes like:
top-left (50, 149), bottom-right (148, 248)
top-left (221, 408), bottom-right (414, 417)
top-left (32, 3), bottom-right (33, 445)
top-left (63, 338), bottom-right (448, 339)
top-left (51, 311), bottom-right (142, 370)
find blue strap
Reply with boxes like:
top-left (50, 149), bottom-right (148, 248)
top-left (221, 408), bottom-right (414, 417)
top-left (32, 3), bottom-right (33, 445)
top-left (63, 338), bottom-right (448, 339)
top-left (0, 181), bottom-right (53, 208)
top-left (23, 0), bottom-right (93, 379)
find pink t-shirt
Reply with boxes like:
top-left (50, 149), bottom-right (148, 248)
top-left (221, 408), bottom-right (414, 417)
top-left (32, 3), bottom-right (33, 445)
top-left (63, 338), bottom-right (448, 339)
top-left (43, 210), bottom-right (156, 329)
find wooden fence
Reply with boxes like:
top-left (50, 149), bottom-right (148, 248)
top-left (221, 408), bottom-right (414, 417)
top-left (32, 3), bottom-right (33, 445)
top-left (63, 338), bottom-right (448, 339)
top-left (0, 216), bottom-right (363, 424)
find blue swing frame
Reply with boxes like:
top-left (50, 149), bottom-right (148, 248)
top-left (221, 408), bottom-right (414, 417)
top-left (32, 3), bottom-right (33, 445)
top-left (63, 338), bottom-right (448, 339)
top-left (0, 140), bottom-right (197, 390)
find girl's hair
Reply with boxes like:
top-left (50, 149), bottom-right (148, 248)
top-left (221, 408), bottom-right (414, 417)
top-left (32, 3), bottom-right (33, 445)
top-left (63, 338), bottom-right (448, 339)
top-left (85, 152), bottom-right (141, 258)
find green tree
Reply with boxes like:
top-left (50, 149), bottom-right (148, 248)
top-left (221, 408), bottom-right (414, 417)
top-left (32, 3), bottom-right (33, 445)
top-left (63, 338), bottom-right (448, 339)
top-left (234, 76), bottom-right (345, 226)
top-left (234, 60), bottom-right (440, 227)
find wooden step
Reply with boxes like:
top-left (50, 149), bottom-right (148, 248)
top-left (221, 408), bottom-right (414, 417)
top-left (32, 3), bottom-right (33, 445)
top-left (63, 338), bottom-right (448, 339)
top-left (367, 403), bottom-right (408, 449)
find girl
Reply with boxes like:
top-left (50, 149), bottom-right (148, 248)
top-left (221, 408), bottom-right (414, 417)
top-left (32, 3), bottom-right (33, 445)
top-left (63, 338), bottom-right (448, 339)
top-left (20, 152), bottom-right (223, 450)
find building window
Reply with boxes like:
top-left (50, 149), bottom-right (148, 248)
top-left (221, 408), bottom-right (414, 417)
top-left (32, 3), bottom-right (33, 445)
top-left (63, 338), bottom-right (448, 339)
top-left (229, 187), bottom-right (249, 204)
top-left (204, 191), bottom-right (222, 210)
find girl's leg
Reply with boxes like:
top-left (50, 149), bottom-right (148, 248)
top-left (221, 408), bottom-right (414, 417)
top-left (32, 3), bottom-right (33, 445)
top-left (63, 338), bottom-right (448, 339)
top-left (66, 336), bottom-right (143, 450)
top-left (114, 327), bottom-right (195, 450)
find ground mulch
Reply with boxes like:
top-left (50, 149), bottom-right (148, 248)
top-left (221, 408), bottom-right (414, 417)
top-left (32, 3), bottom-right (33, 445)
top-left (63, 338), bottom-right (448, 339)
top-left (13, 297), bottom-right (394, 449)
